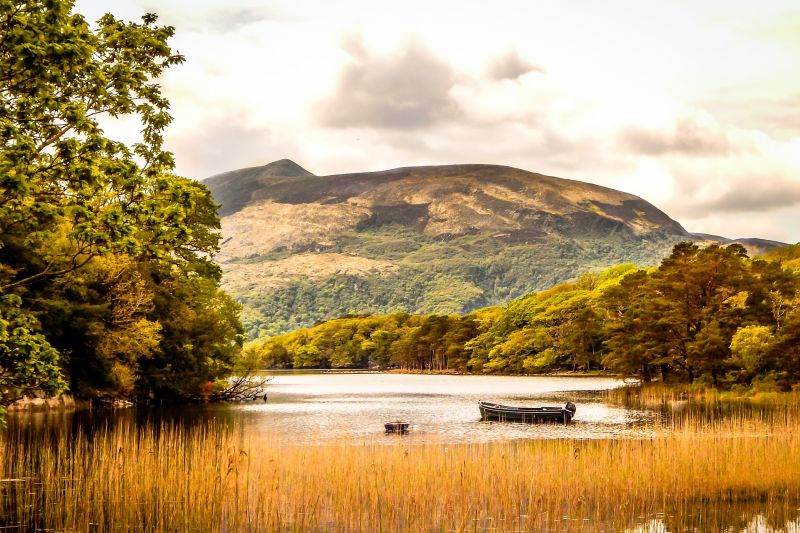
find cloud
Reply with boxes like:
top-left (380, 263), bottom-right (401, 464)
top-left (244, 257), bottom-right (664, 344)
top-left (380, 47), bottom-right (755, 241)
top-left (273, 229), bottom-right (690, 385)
top-left (654, 145), bottom-right (800, 220)
top-left (619, 114), bottom-right (736, 156)
top-left (708, 184), bottom-right (800, 212)
top-left (697, 94), bottom-right (800, 140)
top-left (316, 39), bottom-right (460, 130)
top-left (691, 175), bottom-right (800, 213)
top-left (486, 50), bottom-right (542, 80)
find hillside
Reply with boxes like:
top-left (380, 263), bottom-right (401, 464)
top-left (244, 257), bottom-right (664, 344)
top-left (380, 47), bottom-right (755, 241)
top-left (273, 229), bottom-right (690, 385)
top-left (204, 160), bottom-right (783, 338)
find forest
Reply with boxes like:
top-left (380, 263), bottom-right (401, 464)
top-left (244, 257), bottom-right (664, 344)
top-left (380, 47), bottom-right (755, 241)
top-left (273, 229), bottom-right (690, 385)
top-left (250, 243), bottom-right (800, 389)
top-left (233, 224), bottom-right (685, 338)
top-left (0, 1), bottom-right (245, 421)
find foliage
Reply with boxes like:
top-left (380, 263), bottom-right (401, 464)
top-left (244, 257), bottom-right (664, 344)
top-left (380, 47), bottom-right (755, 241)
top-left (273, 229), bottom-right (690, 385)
top-left (0, 294), bottom-right (65, 424)
top-left (251, 312), bottom-right (477, 371)
top-left (761, 243), bottom-right (800, 273)
top-left (251, 242), bottom-right (800, 389)
top-left (137, 263), bottom-right (244, 400)
top-left (0, 0), bottom-right (243, 406)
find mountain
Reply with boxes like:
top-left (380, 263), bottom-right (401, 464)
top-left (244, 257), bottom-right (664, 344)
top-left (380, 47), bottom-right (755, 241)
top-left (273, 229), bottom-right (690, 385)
top-left (205, 159), bottom-right (315, 217)
top-left (203, 160), bottom-right (770, 338)
top-left (689, 233), bottom-right (787, 256)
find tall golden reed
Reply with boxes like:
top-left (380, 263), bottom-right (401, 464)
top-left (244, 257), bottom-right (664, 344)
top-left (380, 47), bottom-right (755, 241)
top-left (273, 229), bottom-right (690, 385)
top-left (2, 394), bottom-right (800, 531)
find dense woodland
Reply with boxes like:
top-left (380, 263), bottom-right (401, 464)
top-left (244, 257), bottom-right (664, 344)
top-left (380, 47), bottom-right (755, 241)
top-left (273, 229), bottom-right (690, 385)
top-left (250, 243), bottom-right (800, 389)
top-left (0, 0), bottom-right (245, 420)
top-left (234, 225), bottom-right (684, 338)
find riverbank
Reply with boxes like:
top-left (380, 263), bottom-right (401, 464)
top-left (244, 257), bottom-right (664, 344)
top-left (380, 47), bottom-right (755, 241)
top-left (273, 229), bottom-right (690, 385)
top-left (6, 394), bottom-right (84, 414)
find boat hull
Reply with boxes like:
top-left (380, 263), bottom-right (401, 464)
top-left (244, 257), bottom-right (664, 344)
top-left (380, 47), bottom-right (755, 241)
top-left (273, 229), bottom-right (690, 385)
top-left (479, 401), bottom-right (576, 423)
top-left (384, 421), bottom-right (410, 433)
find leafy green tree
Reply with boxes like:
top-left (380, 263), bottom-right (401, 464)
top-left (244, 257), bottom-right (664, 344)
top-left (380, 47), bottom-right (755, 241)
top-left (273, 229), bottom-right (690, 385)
top-left (729, 325), bottom-right (774, 383)
top-left (0, 294), bottom-right (65, 422)
top-left (602, 270), bottom-right (661, 381)
top-left (138, 263), bottom-right (243, 399)
top-left (1, 0), bottom-right (186, 292)
top-left (768, 305), bottom-right (800, 387)
top-left (687, 320), bottom-right (730, 387)
top-left (1, 0), bottom-right (244, 403)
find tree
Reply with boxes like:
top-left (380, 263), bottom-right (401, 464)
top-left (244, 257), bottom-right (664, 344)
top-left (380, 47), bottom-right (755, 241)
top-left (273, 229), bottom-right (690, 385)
top-left (1, 1), bottom-right (186, 291)
top-left (602, 269), bottom-right (661, 381)
top-left (0, 294), bottom-right (65, 423)
top-left (1, 1), bottom-right (244, 403)
top-left (687, 320), bottom-right (730, 387)
top-left (138, 265), bottom-right (244, 399)
top-left (729, 325), bottom-right (774, 383)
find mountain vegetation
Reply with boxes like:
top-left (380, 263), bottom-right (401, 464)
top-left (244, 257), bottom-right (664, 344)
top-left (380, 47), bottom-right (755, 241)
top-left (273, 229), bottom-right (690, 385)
top-left (0, 0), bottom-right (244, 421)
top-left (208, 161), bottom-right (771, 338)
top-left (248, 243), bottom-right (800, 389)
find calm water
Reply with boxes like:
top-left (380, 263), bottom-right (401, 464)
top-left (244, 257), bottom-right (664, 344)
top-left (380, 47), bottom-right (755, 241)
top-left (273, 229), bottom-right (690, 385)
top-left (10, 371), bottom-right (656, 444)
top-left (248, 371), bottom-right (653, 443)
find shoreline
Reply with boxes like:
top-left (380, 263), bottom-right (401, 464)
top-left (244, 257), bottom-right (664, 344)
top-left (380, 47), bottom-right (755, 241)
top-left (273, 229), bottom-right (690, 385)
top-left (261, 367), bottom-right (626, 379)
top-left (7, 394), bottom-right (85, 414)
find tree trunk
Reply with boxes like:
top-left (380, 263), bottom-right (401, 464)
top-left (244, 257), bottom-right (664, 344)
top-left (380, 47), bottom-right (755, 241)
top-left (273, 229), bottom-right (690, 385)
top-left (660, 364), bottom-right (669, 382)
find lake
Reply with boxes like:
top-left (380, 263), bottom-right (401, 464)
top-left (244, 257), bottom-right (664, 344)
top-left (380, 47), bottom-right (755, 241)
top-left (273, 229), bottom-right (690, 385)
top-left (8, 371), bottom-right (656, 444)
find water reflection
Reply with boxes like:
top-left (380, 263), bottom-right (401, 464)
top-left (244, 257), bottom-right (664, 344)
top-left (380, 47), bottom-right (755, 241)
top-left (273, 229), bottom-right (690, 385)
top-left (655, 397), bottom-right (793, 428)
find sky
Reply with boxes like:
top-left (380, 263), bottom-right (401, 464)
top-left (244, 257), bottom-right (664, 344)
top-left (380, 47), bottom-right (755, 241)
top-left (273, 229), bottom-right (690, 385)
top-left (75, 0), bottom-right (800, 242)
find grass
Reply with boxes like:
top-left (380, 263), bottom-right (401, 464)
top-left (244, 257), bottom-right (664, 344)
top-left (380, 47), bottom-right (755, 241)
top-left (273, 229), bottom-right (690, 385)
top-left (2, 392), bottom-right (800, 531)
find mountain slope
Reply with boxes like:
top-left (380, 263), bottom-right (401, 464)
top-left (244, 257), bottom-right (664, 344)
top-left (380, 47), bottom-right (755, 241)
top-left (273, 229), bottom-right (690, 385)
top-left (204, 160), bottom-right (748, 338)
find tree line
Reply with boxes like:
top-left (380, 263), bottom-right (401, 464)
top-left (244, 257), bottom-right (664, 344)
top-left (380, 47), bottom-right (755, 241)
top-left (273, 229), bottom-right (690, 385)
top-left (1, 0), bottom-right (245, 421)
top-left (250, 243), bottom-right (800, 390)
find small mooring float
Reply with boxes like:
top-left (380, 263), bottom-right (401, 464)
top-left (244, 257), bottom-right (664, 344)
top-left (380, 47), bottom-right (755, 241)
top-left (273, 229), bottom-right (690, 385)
top-left (479, 401), bottom-right (577, 423)
top-left (384, 421), bottom-right (410, 433)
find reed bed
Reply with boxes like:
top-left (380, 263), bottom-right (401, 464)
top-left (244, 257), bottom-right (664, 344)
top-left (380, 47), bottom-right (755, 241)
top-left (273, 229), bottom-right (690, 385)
top-left (2, 398), bottom-right (800, 532)
top-left (606, 382), bottom-right (800, 409)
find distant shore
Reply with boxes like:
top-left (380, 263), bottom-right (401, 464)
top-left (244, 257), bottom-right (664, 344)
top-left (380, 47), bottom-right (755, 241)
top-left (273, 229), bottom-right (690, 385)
top-left (260, 367), bottom-right (627, 379)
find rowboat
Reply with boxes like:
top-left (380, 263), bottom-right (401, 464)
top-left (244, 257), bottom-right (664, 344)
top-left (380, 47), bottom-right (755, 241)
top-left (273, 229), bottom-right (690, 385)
top-left (478, 401), bottom-right (576, 423)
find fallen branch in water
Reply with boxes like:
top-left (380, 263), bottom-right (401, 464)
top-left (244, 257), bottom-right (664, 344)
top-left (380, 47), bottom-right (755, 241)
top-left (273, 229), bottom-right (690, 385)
top-left (212, 374), bottom-right (273, 402)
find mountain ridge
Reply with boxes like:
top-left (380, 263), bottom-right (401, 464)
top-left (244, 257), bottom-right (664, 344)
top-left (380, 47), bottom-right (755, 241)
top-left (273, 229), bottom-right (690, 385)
top-left (204, 160), bottom-right (787, 338)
